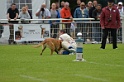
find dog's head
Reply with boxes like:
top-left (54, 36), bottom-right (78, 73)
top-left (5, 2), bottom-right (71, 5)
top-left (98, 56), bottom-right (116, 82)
top-left (58, 40), bottom-right (62, 50)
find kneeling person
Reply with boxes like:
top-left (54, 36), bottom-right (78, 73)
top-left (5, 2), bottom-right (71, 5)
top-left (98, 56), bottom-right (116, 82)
top-left (59, 29), bottom-right (77, 55)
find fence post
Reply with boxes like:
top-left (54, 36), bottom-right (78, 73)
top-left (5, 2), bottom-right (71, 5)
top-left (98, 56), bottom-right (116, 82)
top-left (74, 32), bottom-right (85, 62)
top-left (122, 17), bottom-right (124, 43)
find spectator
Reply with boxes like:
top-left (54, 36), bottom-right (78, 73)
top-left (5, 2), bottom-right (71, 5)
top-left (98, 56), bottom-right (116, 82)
top-left (74, 2), bottom-right (89, 42)
top-left (92, 4), bottom-right (102, 43)
top-left (60, 2), bottom-right (73, 35)
top-left (100, 0), bottom-right (121, 49)
top-left (60, 1), bottom-right (65, 8)
top-left (36, 3), bottom-right (51, 23)
top-left (74, 2), bottom-right (89, 19)
top-left (59, 29), bottom-right (77, 54)
top-left (72, 0), bottom-right (82, 17)
top-left (89, 0), bottom-right (98, 18)
top-left (7, 3), bottom-right (19, 44)
top-left (55, 2), bottom-right (61, 13)
top-left (19, 7), bottom-right (31, 23)
top-left (25, 5), bottom-right (32, 19)
top-left (117, 2), bottom-right (124, 41)
top-left (86, 1), bottom-right (93, 11)
top-left (50, 3), bottom-right (61, 38)
top-left (25, 5), bottom-right (33, 23)
top-left (117, 2), bottom-right (124, 17)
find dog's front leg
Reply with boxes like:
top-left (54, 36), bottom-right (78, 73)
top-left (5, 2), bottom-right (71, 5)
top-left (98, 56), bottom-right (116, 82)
top-left (50, 49), bottom-right (54, 55)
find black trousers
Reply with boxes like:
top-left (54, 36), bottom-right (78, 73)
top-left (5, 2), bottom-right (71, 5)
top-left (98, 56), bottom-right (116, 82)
top-left (8, 21), bottom-right (18, 44)
top-left (101, 28), bottom-right (117, 49)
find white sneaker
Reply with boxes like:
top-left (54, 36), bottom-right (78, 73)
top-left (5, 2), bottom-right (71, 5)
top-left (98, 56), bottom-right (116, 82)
top-left (69, 53), bottom-right (75, 55)
top-left (68, 48), bottom-right (76, 53)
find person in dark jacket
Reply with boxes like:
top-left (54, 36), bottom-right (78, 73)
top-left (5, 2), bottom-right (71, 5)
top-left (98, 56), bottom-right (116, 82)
top-left (89, 0), bottom-right (98, 18)
top-left (100, 0), bottom-right (121, 49)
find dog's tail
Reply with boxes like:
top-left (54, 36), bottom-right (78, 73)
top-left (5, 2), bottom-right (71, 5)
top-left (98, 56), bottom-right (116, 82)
top-left (33, 42), bottom-right (43, 48)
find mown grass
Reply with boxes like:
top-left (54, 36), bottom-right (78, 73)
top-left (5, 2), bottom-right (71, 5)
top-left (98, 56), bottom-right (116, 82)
top-left (0, 44), bottom-right (124, 82)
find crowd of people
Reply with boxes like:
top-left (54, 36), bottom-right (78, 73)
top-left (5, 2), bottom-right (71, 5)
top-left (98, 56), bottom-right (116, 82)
top-left (6, 0), bottom-right (124, 46)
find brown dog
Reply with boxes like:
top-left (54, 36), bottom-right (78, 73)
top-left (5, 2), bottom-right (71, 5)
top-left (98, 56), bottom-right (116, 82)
top-left (34, 38), bottom-right (62, 55)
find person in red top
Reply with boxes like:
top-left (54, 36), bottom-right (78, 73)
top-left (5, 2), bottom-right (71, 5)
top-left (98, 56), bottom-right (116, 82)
top-left (60, 2), bottom-right (73, 35)
top-left (100, 0), bottom-right (121, 49)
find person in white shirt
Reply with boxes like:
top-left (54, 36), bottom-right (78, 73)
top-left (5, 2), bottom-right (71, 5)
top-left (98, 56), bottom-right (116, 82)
top-left (59, 29), bottom-right (77, 53)
top-left (117, 2), bottom-right (123, 41)
top-left (117, 2), bottom-right (124, 17)
top-left (19, 7), bottom-right (31, 23)
top-left (36, 3), bottom-right (51, 23)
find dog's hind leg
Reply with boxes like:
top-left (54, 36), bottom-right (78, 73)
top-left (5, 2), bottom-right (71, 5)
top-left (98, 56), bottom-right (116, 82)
top-left (40, 45), bottom-right (46, 55)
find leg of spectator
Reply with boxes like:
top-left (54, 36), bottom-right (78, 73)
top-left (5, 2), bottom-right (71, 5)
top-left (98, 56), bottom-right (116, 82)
top-left (9, 25), bottom-right (14, 44)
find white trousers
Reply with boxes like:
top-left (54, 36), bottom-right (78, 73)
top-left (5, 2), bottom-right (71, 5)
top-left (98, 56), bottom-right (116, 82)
top-left (62, 41), bottom-right (77, 50)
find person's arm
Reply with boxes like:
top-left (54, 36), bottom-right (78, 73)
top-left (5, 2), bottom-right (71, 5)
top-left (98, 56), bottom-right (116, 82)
top-left (100, 8), bottom-right (105, 29)
top-left (35, 9), bottom-right (41, 16)
top-left (73, 9), bottom-right (77, 18)
top-left (27, 12), bottom-right (31, 19)
top-left (45, 9), bottom-right (51, 18)
top-left (7, 8), bottom-right (11, 20)
top-left (7, 13), bottom-right (10, 20)
top-left (14, 8), bottom-right (19, 20)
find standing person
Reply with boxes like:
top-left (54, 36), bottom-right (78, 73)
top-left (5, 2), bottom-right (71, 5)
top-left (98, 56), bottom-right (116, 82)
top-left (19, 7), bottom-right (31, 23)
top-left (89, 0), bottom-right (98, 18)
top-left (86, 1), bottom-right (93, 11)
top-left (36, 3), bottom-right (51, 23)
top-left (117, 2), bottom-right (124, 41)
top-left (25, 5), bottom-right (32, 19)
top-left (50, 3), bottom-right (61, 38)
top-left (60, 1), bottom-right (65, 8)
top-left (60, 2), bottom-right (73, 35)
top-left (100, 0), bottom-right (121, 49)
top-left (74, 2), bottom-right (89, 42)
top-left (92, 4), bottom-right (102, 43)
top-left (55, 2), bottom-right (61, 13)
top-left (59, 29), bottom-right (77, 53)
top-left (117, 2), bottom-right (124, 17)
top-left (72, 0), bottom-right (82, 17)
top-left (25, 5), bottom-right (33, 23)
top-left (7, 3), bottom-right (19, 44)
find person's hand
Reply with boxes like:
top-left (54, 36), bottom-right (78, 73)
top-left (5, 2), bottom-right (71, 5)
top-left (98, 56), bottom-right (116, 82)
top-left (70, 17), bottom-right (73, 21)
top-left (102, 27), bottom-right (105, 29)
top-left (14, 18), bottom-right (17, 20)
top-left (8, 18), bottom-right (11, 21)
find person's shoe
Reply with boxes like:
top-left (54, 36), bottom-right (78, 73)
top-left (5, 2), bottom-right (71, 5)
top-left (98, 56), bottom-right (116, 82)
top-left (69, 52), bottom-right (75, 55)
top-left (100, 47), bottom-right (105, 50)
top-left (113, 48), bottom-right (118, 49)
top-left (8, 40), bottom-right (12, 45)
top-left (13, 41), bottom-right (17, 45)
top-left (68, 48), bottom-right (76, 53)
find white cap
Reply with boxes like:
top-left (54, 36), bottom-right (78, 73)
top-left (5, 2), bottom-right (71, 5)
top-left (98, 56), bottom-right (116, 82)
top-left (118, 2), bottom-right (123, 5)
top-left (77, 32), bottom-right (82, 36)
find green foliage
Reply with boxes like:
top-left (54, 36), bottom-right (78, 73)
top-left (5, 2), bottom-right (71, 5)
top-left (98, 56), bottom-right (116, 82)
top-left (0, 44), bottom-right (124, 82)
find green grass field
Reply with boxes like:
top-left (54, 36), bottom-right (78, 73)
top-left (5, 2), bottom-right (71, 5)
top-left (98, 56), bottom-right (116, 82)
top-left (0, 44), bottom-right (124, 82)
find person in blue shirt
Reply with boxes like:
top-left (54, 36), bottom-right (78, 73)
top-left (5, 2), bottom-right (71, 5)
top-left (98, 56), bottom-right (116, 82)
top-left (73, 2), bottom-right (89, 43)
